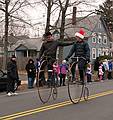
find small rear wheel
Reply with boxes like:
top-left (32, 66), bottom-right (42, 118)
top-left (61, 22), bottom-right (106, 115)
top-left (83, 86), bottom-right (89, 101)
top-left (52, 87), bottom-right (57, 100)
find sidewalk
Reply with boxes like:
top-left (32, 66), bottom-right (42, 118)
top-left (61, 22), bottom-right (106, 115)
top-left (17, 81), bottom-right (27, 91)
top-left (18, 71), bottom-right (28, 91)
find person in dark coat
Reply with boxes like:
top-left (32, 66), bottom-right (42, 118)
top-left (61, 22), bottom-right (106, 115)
top-left (7, 55), bottom-right (19, 96)
top-left (38, 31), bottom-right (74, 81)
top-left (25, 59), bottom-right (36, 89)
top-left (65, 28), bottom-right (90, 84)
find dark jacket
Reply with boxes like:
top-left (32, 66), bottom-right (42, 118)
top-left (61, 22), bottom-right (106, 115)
top-left (39, 40), bottom-right (74, 59)
top-left (66, 41), bottom-right (90, 61)
top-left (25, 60), bottom-right (36, 78)
top-left (7, 60), bottom-right (19, 80)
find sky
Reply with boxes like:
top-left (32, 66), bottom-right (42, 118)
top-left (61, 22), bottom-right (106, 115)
top-left (0, 0), bottom-right (106, 37)
top-left (27, 0), bottom-right (106, 37)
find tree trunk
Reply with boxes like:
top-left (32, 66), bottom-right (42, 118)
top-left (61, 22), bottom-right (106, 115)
top-left (45, 0), bottom-right (52, 33)
top-left (58, 8), bottom-right (66, 63)
top-left (3, 0), bottom-right (9, 70)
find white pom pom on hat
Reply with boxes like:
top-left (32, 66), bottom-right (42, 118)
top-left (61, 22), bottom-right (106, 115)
top-left (62, 60), bottom-right (66, 63)
top-left (75, 28), bottom-right (85, 39)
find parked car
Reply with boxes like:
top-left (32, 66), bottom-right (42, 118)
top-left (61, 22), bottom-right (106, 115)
top-left (0, 69), bottom-right (21, 92)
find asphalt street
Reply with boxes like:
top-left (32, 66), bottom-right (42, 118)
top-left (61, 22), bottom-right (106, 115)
top-left (0, 80), bottom-right (113, 120)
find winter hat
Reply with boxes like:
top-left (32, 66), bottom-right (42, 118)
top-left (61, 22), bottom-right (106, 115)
top-left (11, 55), bottom-right (16, 58)
top-left (62, 60), bottom-right (66, 64)
top-left (75, 28), bottom-right (85, 39)
top-left (45, 32), bottom-right (52, 37)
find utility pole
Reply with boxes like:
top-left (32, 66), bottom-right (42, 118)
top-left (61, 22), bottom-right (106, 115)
top-left (3, 0), bottom-right (10, 70)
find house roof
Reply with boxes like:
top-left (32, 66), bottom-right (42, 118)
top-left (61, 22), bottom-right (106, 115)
top-left (2, 34), bottom-right (30, 45)
top-left (55, 15), bottom-right (101, 38)
top-left (9, 38), bottom-right (43, 51)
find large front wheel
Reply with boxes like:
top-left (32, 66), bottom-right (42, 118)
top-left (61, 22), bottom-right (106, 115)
top-left (36, 60), bottom-right (52, 104)
top-left (67, 76), bottom-right (83, 104)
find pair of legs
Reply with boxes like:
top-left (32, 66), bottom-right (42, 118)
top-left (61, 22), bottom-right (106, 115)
top-left (7, 79), bottom-right (16, 93)
top-left (40, 58), bottom-right (55, 81)
top-left (87, 74), bottom-right (92, 82)
top-left (28, 77), bottom-right (35, 88)
top-left (59, 73), bottom-right (66, 86)
top-left (71, 59), bottom-right (86, 83)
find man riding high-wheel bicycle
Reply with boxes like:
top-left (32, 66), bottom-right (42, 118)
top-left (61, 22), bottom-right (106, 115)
top-left (65, 28), bottom-right (90, 85)
top-left (65, 28), bottom-right (90, 104)
top-left (37, 32), bottom-right (74, 103)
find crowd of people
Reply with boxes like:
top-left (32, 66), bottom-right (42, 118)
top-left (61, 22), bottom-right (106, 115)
top-left (94, 58), bottom-right (113, 82)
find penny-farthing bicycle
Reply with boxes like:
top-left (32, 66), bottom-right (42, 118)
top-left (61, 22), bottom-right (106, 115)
top-left (36, 56), bottom-right (58, 104)
top-left (67, 57), bottom-right (89, 104)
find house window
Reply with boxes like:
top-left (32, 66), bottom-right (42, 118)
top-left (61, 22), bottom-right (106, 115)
top-left (98, 23), bottom-right (101, 29)
top-left (98, 48), bottom-right (101, 57)
top-left (98, 35), bottom-right (102, 44)
top-left (92, 48), bottom-right (96, 59)
top-left (110, 42), bottom-right (112, 48)
top-left (92, 37), bottom-right (96, 43)
top-left (103, 36), bottom-right (107, 44)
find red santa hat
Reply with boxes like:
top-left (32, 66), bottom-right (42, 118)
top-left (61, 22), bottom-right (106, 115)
top-left (75, 28), bottom-right (85, 39)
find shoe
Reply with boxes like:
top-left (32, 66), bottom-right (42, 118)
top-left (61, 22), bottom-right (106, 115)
top-left (7, 92), bottom-right (12, 96)
top-left (72, 80), bottom-right (76, 84)
top-left (88, 82), bottom-right (92, 85)
top-left (12, 92), bottom-right (18, 95)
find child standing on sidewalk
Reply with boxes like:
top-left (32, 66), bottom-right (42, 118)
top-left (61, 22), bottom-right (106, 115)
top-left (53, 60), bottom-right (59, 86)
top-left (99, 63), bottom-right (104, 82)
top-left (59, 60), bottom-right (68, 86)
top-left (86, 63), bottom-right (92, 83)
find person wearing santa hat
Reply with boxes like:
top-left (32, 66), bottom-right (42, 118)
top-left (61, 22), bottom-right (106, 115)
top-left (65, 28), bottom-right (90, 84)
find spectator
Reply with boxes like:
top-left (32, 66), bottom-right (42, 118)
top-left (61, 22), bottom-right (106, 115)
top-left (35, 58), bottom-right (40, 74)
top-left (86, 63), bottom-right (92, 83)
top-left (103, 59), bottom-right (109, 80)
top-left (99, 63), bottom-right (104, 82)
top-left (59, 60), bottom-right (68, 86)
top-left (7, 55), bottom-right (19, 96)
top-left (35, 58), bottom-right (40, 86)
top-left (25, 59), bottom-right (36, 89)
top-left (53, 60), bottom-right (59, 86)
top-left (108, 60), bottom-right (113, 79)
top-left (94, 57), bottom-right (100, 81)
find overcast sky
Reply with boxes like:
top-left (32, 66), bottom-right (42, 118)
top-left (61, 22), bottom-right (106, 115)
top-left (3, 0), bottom-right (104, 37)
top-left (26, 0), bottom-right (105, 37)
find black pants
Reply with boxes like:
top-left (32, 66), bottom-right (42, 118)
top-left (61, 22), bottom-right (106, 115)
top-left (39, 58), bottom-right (55, 84)
top-left (87, 74), bottom-right (92, 82)
top-left (7, 79), bottom-right (15, 93)
top-left (60, 74), bottom-right (66, 86)
top-left (71, 59), bottom-right (86, 82)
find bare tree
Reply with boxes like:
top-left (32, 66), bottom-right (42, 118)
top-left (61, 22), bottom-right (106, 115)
top-left (0, 0), bottom-right (41, 69)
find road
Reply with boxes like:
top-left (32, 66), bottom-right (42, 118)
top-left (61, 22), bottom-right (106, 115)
top-left (0, 80), bottom-right (113, 120)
